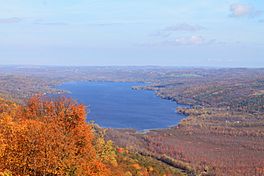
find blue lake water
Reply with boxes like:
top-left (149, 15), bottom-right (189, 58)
top-left (57, 82), bottom-right (188, 131)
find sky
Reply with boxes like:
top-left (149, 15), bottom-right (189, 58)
top-left (0, 0), bottom-right (263, 67)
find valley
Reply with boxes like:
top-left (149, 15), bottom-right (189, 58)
top-left (0, 66), bottom-right (264, 175)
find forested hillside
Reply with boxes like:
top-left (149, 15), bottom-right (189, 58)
top-left (0, 96), bottom-right (186, 176)
top-left (1, 66), bottom-right (264, 175)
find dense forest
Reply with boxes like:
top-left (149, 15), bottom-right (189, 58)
top-left (0, 96), bottom-right (186, 176)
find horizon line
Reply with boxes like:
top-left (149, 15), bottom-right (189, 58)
top-left (0, 64), bottom-right (264, 69)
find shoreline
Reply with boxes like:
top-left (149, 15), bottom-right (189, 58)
top-left (53, 80), bottom-right (192, 132)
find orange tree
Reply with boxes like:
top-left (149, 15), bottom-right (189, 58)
top-left (0, 96), bottom-right (121, 176)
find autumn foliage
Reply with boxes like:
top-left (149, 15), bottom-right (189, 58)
top-left (0, 96), bottom-right (114, 176)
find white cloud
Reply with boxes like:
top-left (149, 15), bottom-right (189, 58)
top-left (164, 23), bottom-right (204, 32)
top-left (173, 35), bottom-right (205, 45)
top-left (229, 3), bottom-right (262, 18)
top-left (140, 35), bottom-right (219, 47)
top-left (152, 23), bottom-right (205, 38)
top-left (151, 36), bottom-right (210, 46)
top-left (230, 4), bottom-right (251, 17)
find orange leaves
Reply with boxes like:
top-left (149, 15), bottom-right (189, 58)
top-left (131, 163), bottom-right (141, 170)
top-left (0, 96), bottom-right (112, 176)
top-left (117, 148), bottom-right (124, 154)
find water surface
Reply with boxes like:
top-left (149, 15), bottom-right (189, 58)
top-left (57, 81), bottom-right (188, 130)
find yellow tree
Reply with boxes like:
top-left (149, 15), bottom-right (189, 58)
top-left (0, 96), bottom-right (115, 176)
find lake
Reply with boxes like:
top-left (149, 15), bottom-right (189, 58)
top-left (57, 81), bottom-right (188, 131)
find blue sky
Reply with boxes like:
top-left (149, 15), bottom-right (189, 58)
top-left (0, 0), bottom-right (263, 67)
